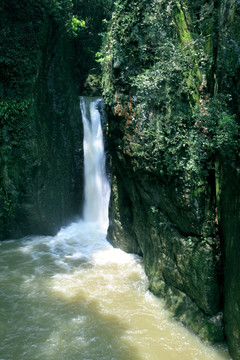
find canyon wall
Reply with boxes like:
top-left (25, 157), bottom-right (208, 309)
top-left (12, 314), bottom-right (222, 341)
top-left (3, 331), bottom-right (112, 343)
top-left (102, 0), bottom-right (240, 356)
top-left (0, 0), bottom-right (83, 239)
top-left (218, 1), bottom-right (240, 357)
top-left (0, 0), bottom-right (239, 357)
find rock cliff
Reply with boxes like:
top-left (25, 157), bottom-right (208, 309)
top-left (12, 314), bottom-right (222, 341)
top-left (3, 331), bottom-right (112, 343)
top-left (102, 0), bottom-right (240, 356)
top-left (217, 2), bottom-right (240, 357)
top-left (1, 0), bottom-right (239, 357)
top-left (0, 0), bottom-right (83, 239)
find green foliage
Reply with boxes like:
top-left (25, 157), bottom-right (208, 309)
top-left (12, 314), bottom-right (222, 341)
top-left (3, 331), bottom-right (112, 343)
top-left (67, 15), bottom-right (86, 37)
top-left (101, 0), bottom-right (202, 102)
top-left (132, 41), bottom-right (200, 109)
top-left (191, 94), bottom-right (239, 168)
top-left (102, 0), bottom-right (239, 182)
top-left (43, 0), bottom-right (73, 23)
top-left (124, 93), bottom-right (239, 178)
top-left (150, 205), bottom-right (159, 214)
top-left (0, 99), bottom-right (32, 223)
top-left (70, 0), bottom-right (113, 94)
top-left (0, 99), bottom-right (31, 151)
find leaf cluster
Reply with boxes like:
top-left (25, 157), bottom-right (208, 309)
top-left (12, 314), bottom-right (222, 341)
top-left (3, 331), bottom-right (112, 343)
top-left (123, 94), bottom-right (239, 179)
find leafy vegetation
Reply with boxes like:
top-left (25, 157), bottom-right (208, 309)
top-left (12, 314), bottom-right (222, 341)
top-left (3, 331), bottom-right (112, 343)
top-left (122, 93), bottom-right (239, 178)
top-left (71, 0), bottom-right (113, 94)
top-left (100, 0), bottom-right (239, 181)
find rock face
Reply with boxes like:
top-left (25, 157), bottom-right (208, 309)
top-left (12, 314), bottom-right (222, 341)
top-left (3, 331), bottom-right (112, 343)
top-left (102, 0), bottom-right (240, 354)
top-left (218, 2), bottom-right (240, 358)
top-left (0, 0), bottom-right (84, 239)
top-left (220, 164), bottom-right (240, 359)
top-left (108, 139), bottom-right (224, 343)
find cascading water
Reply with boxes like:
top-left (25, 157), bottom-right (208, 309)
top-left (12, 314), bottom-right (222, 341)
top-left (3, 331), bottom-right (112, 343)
top-left (0, 97), bottom-right (230, 360)
top-left (80, 97), bottom-right (110, 228)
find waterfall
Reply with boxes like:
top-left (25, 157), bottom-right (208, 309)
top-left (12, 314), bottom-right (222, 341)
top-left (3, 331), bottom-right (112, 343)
top-left (80, 96), bottom-right (110, 229)
top-left (0, 98), bottom-right (229, 360)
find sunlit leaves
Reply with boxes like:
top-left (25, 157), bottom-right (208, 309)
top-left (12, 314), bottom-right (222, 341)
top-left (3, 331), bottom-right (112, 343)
top-left (67, 15), bottom-right (86, 37)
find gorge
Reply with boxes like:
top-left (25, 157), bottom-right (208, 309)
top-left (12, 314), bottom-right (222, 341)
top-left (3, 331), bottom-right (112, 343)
top-left (0, 0), bottom-right (239, 358)
top-left (0, 94), bottom-right (230, 360)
